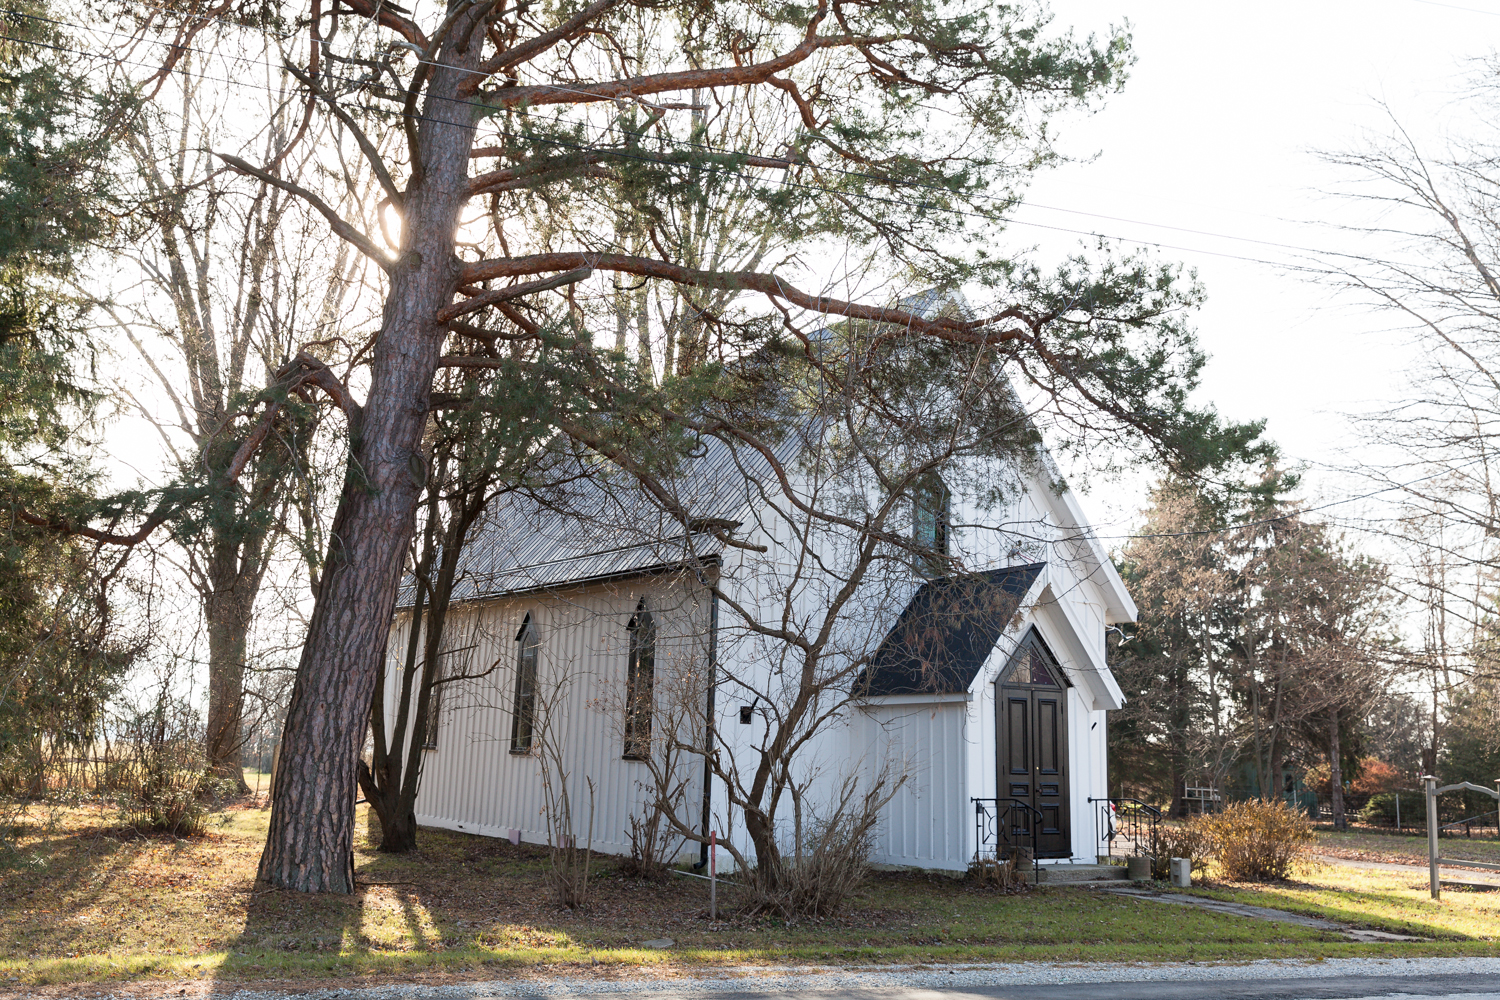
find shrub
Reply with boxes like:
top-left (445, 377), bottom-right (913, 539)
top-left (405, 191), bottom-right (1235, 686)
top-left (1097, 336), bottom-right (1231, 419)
top-left (969, 850), bottom-right (1030, 890)
top-left (749, 808), bottom-right (877, 917)
top-left (110, 738), bottom-right (228, 836)
top-left (1350, 758), bottom-right (1403, 796)
top-left (107, 692), bottom-right (229, 837)
top-left (1147, 820), bottom-right (1214, 879)
top-left (1360, 791), bottom-right (1424, 827)
top-left (1200, 799), bottom-right (1312, 882)
top-left (619, 793), bottom-right (683, 882)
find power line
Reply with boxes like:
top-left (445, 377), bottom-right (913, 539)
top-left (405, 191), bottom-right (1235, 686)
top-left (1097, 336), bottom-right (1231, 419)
top-left (1404, 0), bottom-right (1500, 16)
top-left (1081, 457), bottom-right (1490, 543)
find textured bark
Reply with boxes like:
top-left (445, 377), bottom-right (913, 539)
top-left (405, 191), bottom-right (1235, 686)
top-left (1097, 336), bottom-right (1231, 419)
top-left (204, 524), bottom-right (267, 791)
top-left (204, 564), bottom-right (254, 790)
top-left (257, 36), bottom-right (482, 892)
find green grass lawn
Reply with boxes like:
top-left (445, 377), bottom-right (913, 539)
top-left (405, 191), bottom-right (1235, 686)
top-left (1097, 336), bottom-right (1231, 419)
top-left (0, 804), bottom-right (1495, 991)
top-left (1186, 859), bottom-right (1500, 941)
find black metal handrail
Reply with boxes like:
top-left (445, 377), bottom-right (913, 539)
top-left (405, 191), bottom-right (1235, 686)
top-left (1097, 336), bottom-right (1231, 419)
top-left (972, 796), bottom-right (1042, 868)
top-left (1088, 796), bottom-right (1162, 860)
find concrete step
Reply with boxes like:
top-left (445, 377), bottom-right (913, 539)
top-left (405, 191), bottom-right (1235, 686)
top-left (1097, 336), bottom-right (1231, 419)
top-left (1036, 863), bottom-right (1129, 883)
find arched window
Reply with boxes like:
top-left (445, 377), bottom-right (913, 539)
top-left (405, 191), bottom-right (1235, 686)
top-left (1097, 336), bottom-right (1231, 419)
top-left (1000, 629), bottom-right (1065, 687)
top-left (510, 613), bottom-right (539, 753)
top-left (912, 473), bottom-right (951, 578)
top-left (624, 600), bottom-right (655, 760)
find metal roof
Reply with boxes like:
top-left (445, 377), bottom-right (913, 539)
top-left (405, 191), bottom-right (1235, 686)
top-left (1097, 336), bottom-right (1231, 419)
top-left (397, 430), bottom-right (801, 608)
top-left (396, 287), bottom-right (979, 610)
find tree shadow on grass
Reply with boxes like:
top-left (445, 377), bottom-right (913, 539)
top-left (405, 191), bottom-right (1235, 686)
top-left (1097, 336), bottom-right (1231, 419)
top-left (0, 818), bottom-right (246, 966)
top-left (213, 881), bottom-right (372, 983)
top-left (209, 818), bottom-right (492, 987)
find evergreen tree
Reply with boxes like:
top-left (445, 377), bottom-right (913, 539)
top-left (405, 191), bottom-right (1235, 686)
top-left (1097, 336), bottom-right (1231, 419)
top-left (0, 1), bottom-right (137, 784)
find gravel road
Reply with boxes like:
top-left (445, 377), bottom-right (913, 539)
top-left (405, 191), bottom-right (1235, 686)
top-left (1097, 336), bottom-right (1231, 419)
top-left (36, 956), bottom-right (1500, 1000)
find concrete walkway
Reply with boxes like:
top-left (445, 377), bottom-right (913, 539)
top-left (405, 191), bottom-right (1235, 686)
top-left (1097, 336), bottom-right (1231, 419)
top-left (1092, 885), bottom-right (1425, 942)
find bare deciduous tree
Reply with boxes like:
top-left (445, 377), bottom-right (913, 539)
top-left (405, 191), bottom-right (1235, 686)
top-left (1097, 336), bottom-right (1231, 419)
top-left (94, 45), bottom-right (380, 786)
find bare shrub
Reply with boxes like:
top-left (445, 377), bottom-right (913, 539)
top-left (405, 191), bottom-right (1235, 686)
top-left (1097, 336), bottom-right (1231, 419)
top-left (620, 790), bottom-right (684, 882)
top-left (1148, 820), bottom-right (1215, 879)
top-left (543, 779), bottom-right (595, 909)
top-left (968, 852), bottom-right (1029, 891)
top-left (108, 691), bottom-right (230, 837)
top-left (535, 678), bottom-right (596, 908)
top-left (746, 781), bottom-right (882, 917)
top-left (1200, 799), bottom-right (1313, 882)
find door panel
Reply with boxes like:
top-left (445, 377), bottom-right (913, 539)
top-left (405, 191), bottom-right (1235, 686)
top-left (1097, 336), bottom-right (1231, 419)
top-left (1037, 696), bottom-right (1060, 776)
top-left (998, 684), bottom-right (1070, 858)
top-left (1006, 697), bottom-right (1029, 776)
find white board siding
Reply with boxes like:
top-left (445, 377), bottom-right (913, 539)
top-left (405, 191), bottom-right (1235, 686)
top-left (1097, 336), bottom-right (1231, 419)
top-left (394, 579), bottom-right (709, 857)
top-left (862, 702), bottom-right (970, 869)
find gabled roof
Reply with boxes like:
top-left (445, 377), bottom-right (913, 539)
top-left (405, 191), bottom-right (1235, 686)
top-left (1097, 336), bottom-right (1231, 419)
top-left (853, 563), bottom-right (1044, 697)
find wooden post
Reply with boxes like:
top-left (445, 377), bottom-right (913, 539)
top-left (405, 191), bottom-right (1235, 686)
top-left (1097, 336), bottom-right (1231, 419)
top-left (1425, 774), bottom-right (1440, 900)
top-left (709, 830), bottom-right (717, 922)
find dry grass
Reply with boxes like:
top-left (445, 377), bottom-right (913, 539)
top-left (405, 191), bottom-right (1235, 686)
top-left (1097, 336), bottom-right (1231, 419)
top-left (0, 803), bottom-right (1495, 992)
top-left (1312, 828), bottom-right (1500, 868)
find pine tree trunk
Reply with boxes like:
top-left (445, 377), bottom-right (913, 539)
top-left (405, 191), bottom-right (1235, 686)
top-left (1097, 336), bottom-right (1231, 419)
top-left (256, 41), bottom-right (481, 893)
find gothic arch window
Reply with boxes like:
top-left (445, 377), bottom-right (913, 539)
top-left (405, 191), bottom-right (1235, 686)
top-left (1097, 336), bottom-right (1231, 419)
top-left (912, 473), bottom-right (952, 578)
top-left (623, 600), bottom-right (655, 760)
top-left (510, 613), bottom-right (540, 753)
top-left (1000, 629), bottom-right (1066, 688)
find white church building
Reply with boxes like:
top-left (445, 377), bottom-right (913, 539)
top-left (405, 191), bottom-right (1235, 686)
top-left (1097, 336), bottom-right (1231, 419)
top-left (386, 314), bottom-right (1137, 873)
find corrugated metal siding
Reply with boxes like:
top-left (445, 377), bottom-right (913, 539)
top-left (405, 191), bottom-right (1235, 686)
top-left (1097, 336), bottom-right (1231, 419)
top-left (396, 577), bottom-right (710, 857)
top-left (862, 702), bottom-right (970, 869)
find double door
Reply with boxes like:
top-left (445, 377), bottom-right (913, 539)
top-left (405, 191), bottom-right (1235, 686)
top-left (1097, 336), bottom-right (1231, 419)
top-left (998, 683), bottom-right (1070, 858)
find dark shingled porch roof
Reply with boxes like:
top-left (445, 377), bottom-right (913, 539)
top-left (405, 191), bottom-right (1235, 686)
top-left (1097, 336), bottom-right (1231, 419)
top-left (853, 563), bottom-right (1044, 697)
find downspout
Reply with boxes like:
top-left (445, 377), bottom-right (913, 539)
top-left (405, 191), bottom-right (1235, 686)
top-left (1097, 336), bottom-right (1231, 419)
top-left (694, 583), bottom-right (719, 870)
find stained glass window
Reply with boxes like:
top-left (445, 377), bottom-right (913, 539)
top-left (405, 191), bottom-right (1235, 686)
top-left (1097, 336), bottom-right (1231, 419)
top-left (1002, 634), bottom-right (1061, 687)
top-left (624, 601), bottom-right (655, 759)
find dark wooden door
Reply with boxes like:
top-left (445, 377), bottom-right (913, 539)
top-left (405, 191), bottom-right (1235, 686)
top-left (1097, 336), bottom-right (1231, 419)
top-left (998, 640), bottom-right (1070, 857)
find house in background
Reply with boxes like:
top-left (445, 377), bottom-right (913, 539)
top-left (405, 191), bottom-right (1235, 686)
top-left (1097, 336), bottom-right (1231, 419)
top-left (387, 303), bottom-right (1137, 873)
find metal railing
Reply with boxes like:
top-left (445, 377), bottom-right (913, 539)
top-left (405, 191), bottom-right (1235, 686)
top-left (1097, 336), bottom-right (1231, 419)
top-left (972, 796), bottom-right (1041, 865)
top-left (1183, 785), bottom-right (1222, 814)
top-left (1089, 797), bottom-right (1162, 860)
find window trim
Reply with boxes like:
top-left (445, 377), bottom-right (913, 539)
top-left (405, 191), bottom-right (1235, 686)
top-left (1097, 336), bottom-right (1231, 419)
top-left (622, 600), bottom-right (655, 761)
top-left (510, 613), bottom-right (540, 755)
top-left (912, 472), bottom-right (952, 578)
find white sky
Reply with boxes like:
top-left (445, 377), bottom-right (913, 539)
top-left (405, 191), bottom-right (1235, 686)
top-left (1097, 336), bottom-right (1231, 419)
top-left (100, 0), bottom-right (1496, 547)
top-left (1019, 0), bottom-right (1497, 535)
